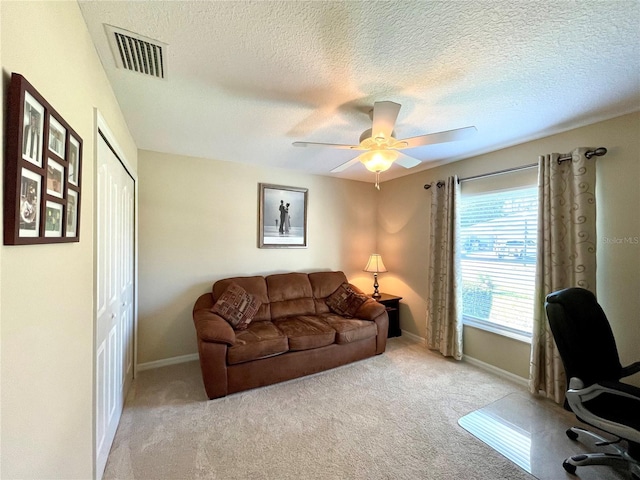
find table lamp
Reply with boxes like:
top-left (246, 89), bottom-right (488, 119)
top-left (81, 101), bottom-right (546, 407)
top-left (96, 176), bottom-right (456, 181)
top-left (364, 254), bottom-right (387, 298)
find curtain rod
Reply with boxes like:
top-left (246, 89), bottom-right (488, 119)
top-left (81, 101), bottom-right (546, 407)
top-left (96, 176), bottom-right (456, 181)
top-left (423, 147), bottom-right (607, 189)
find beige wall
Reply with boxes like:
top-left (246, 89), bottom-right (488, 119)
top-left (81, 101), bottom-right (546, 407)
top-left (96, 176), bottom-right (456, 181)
top-left (1, 2), bottom-right (137, 479)
top-left (378, 112), bottom-right (640, 385)
top-left (137, 150), bottom-right (377, 364)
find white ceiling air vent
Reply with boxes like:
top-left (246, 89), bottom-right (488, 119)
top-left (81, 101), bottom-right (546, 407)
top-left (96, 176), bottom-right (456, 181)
top-left (105, 24), bottom-right (167, 79)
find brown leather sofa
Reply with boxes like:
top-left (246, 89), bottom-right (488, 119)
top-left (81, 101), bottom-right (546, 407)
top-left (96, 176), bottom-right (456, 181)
top-left (193, 271), bottom-right (389, 399)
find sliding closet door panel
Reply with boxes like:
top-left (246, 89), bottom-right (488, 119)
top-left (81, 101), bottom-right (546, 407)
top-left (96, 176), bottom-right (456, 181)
top-left (96, 134), bottom-right (134, 480)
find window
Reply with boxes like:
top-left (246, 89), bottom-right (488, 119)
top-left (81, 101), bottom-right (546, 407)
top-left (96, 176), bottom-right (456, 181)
top-left (460, 186), bottom-right (537, 342)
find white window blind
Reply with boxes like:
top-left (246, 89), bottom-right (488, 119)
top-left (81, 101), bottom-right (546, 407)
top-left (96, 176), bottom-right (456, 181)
top-left (460, 186), bottom-right (537, 341)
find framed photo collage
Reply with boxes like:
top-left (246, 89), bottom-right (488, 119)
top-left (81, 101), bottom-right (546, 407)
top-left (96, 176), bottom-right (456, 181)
top-left (4, 73), bottom-right (82, 244)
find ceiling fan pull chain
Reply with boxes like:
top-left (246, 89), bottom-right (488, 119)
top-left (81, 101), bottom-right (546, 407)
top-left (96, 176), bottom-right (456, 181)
top-left (375, 171), bottom-right (381, 190)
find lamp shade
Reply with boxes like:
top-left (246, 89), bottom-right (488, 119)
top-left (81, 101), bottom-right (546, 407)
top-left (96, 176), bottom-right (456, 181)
top-left (359, 149), bottom-right (398, 173)
top-left (364, 254), bottom-right (388, 273)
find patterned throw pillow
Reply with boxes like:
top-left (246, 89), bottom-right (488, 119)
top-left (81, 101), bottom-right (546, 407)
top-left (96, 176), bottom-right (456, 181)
top-left (212, 283), bottom-right (260, 330)
top-left (326, 283), bottom-right (368, 318)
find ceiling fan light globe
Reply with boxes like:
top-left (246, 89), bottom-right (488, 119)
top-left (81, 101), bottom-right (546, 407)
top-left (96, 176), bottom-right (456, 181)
top-left (360, 149), bottom-right (397, 173)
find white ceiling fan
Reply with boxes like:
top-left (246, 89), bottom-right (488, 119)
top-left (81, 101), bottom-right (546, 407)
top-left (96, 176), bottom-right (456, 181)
top-left (293, 101), bottom-right (477, 189)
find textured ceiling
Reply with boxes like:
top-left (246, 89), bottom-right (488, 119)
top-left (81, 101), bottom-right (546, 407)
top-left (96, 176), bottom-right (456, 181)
top-left (78, 0), bottom-right (640, 183)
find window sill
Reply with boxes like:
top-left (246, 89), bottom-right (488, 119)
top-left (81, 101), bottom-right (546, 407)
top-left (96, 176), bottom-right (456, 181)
top-left (463, 316), bottom-right (532, 344)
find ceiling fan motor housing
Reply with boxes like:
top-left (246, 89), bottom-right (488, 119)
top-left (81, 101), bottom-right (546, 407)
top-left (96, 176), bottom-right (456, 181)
top-left (359, 128), bottom-right (398, 149)
top-left (293, 101), bottom-right (476, 178)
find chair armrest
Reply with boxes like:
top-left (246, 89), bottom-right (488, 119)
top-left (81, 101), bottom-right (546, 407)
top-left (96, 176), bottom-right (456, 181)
top-left (566, 377), bottom-right (640, 443)
top-left (355, 298), bottom-right (386, 321)
top-left (621, 361), bottom-right (640, 379)
top-left (568, 377), bottom-right (640, 403)
top-left (193, 309), bottom-right (236, 346)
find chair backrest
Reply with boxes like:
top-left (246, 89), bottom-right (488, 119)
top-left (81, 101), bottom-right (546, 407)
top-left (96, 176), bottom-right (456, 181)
top-left (545, 287), bottom-right (622, 387)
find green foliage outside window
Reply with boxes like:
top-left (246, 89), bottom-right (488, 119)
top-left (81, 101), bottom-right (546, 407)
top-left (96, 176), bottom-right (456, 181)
top-left (462, 275), bottom-right (493, 319)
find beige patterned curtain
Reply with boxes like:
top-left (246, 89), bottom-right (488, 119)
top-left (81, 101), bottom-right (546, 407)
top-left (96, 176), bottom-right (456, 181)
top-left (529, 148), bottom-right (597, 403)
top-left (426, 176), bottom-right (463, 360)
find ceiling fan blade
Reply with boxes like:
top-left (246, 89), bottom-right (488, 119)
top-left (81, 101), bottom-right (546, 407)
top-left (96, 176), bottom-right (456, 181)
top-left (293, 141), bottom-right (361, 150)
top-left (398, 126), bottom-right (477, 149)
top-left (371, 101), bottom-right (401, 140)
top-left (330, 156), bottom-right (361, 173)
top-left (394, 152), bottom-right (422, 169)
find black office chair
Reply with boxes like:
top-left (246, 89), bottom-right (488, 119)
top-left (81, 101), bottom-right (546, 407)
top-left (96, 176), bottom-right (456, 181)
top-left (545, 287), bottom-right (640, 479)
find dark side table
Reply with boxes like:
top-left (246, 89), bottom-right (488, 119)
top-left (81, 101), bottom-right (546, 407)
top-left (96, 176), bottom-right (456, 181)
top-left (374, 293), bottom-right (402, 338)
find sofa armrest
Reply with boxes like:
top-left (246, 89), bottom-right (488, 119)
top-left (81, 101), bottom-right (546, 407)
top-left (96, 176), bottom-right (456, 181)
top-left (355, 298), bottom-right (386, 321)
top-left (354, 298), bottom-right (388, 354)
top-left (193, 308), bottom-right (236, 346)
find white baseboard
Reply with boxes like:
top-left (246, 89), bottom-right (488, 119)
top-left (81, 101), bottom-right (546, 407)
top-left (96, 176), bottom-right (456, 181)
top-left (397, 330), bottom-right (528, 387)
top-left (463, 355), bottom-right (529, 387)
top-left (137, 353), bottom-right (199, 371)
top-left (135, 340), bottom-right (528, 390)
top-left (399, 329), bottom-right (426, 345)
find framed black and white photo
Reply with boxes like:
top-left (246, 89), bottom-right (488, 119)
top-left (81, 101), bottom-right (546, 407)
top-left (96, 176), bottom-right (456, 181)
top-left (48, 116), bottom-right (66, 158)
top-left (68, 136), bottom-right (80, 186)
top-left (44, 201), bottom-right (63, 237)
top-left (66, 189), bottom-right (78, 237)
top-left (259, 183), bottom-right (308, 248)
top-left (46, 158), bottom-right (65, 198)
top-left (4, 73), bottom-right (83, 244)
top-left (22, 91), bottom-right (44, 167)
top-left (19, 168), bottom-right (42, 237)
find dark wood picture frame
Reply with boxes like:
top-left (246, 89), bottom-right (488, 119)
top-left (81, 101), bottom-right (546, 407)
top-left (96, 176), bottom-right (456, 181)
top-left (258, 183), bottom-right (308, 248)
top-left (4, 73), bottom-right (83, 244)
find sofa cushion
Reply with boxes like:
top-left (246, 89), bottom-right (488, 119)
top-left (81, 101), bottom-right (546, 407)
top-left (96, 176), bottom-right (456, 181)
top-left (213, 276), bottom-right (271, 322)
top-left (326, 283), bottom-right (368, 318)
top-left (212, 283), bottom-right (260, 330)
top-left (309, 271), bottom-right (348, 314)
top-left (227, 321), bottom-right (289, 365)
top-left (267, 273), bottom-right (316, 319)
top-left (273, 315), bottom-right (336, 351)
top-left (321, 314), bottom-right (378, 344)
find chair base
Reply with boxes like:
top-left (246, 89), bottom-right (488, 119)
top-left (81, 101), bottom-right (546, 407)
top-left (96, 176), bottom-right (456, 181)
top-left (563, 427), bottom-right (640, 479)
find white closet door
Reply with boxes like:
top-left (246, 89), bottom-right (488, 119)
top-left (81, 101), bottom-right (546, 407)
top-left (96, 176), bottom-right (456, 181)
top-left (96, 134), bottom-right (134, 479)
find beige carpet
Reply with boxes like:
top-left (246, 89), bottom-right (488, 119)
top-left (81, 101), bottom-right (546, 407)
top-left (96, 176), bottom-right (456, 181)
top-left (105, 338), bottom-right (543, 479)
